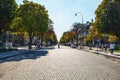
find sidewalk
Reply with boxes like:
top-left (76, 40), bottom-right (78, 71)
top-left (83, 46), bottom-right (120, 59)
top-left (0, 46), bottom-right (36, 59)
top-left (0, 46), bottom-right (55, 59)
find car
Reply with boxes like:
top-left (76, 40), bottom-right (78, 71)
top-left (71, 44), bottom-right (77, 48)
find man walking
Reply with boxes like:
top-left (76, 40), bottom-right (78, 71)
top-left (58, 43), bottom-right (60, 48)
top-left (109, 42), bottom-right (115, 54)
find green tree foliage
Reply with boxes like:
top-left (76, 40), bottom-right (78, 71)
top-left (94, 0), bottom-right (120, 40)
top-left (11, 0), bottom-right (49, 49)
top-left (60, 31), bottom-right (75, 44)
top-left (44, 29), bottom-right (58, 45)
top-left (10, 17), bottom-right (23, 33)
top-left (69, 31), bottom-right (76, 44)
top-left (108, 35), bottom-right (118, 43)
top-left (84, 27), bottom-right (96, 43)
top-left (60, 32), bottom-right (68, 43)
top-left (0, 0), bottom-right (18, 34)
top-left (53, 34), bottom-right (58, 45)
top-left (44, 19), bottom-right (58, 45)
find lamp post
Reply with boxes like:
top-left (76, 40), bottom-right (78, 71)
top-left (75, 12), bottom-right (83, 49)
top-left (73, 24), bottom-right (79, 46)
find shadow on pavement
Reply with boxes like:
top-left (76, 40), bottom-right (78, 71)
top-left (0, 50), bottom-right (48, 63)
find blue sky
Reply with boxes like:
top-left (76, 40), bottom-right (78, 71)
top-left (16, 0), bottom-right (102, 40)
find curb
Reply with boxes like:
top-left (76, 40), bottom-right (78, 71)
top-left (93, 51), bottom-right (120, 59)
top-left (83, 49), bottom-right (120, 59)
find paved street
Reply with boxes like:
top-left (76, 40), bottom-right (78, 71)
top-left (0, 46), bottom-right (120, 80)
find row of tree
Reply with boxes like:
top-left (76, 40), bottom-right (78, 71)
top-left (0, 0), bottom-right (58, 49)
top-left (60, 31), bottom-right (76, 45)
top-left (60, 0), bottom-right (120, 45)
top-left (60, 22), bottom-right (83, 45)
top-left (85, 0), bottom-right (120, 44)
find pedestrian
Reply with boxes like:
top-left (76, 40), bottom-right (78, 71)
top-left (109, 42), bottom-right (115, 54)
top-left (37, 40), bottom-right (40, 48)
top-left (35, 40), bottom-right (37, 47)
top-left (58, 43), bottom-right (60, 48)
top-left (104, 44), bottom-right (108, 52)
top-left (101, 44), bottom-right (104, 51)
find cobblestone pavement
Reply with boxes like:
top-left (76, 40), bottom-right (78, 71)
top-left (0, 46), bottom-right (120, 80)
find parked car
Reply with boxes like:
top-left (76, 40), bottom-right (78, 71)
top-left (71, 44), bottom-right (77, 48)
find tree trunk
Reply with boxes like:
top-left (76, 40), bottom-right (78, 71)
top-left (28, 33), bottom-right (33, 50)
top-left (41, 34), bottom-right (44, 48)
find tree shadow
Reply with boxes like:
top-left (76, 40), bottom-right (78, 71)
top-left (0, 50), bottom-right (48, 63)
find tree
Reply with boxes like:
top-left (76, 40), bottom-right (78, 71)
top-left (53, 34), bottom-right (58, 45)
top-left (94, 0), bottom-right (120, 40)
top-left (44, 29), bottom-right (58, 45)
top-left (0, 0), bottom-right (18, 35)
top-left (60, 31), bottom-right (71, 45)
top-left (35, 5), bottom-right (49, 47)
top-left (44, 19), bottom-right (58, 45)
top-left (0, 0), bottom-right (18, 47)
top-left (12, 0), bottom-right (49, 49)
top-left (69, 31), bottom-right (76, 44)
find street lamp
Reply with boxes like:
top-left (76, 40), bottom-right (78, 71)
top-left (75, 12), bottom-right (84, 49)
top-left (75, 12), bottom-right (83, 26)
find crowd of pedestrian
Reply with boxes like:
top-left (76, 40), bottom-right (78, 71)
top-left (34, 40), bottom-right (56, 49)
top-left (89, 40), bottom-right (116, 54)
top-left (97, 42), bottom-right (115, 54)
top-left (35, 40), bottom-right (41, 48)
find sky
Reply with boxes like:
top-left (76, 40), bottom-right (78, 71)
top-left (16, 0), bottom-right (102, 41)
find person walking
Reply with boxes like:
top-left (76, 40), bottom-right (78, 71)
top-left (109, 42), bottom-right (115, 54)
top-left (58, 43), bottom-right (60, 48)
top-left (37, 40), bottom-right (41, 48)
top-left (104, 44), bottom-right (108, 52)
